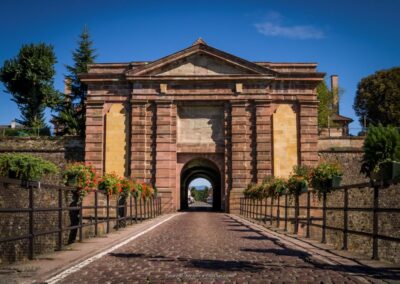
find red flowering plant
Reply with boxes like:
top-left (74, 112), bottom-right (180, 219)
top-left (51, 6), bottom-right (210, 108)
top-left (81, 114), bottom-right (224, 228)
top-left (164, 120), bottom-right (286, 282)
top-left (120, 178), bottom-right (136, 198)
top-left (98, 173), bottom-right (122, 196)
top-left (140, 182), bottom-right (155, 199)
top-left (62, 163), bottom-right (98, 202)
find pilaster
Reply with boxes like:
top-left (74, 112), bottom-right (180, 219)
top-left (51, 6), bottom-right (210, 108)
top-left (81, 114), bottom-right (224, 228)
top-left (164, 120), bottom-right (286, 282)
top-left (85, 102), bottom-right (104, 173)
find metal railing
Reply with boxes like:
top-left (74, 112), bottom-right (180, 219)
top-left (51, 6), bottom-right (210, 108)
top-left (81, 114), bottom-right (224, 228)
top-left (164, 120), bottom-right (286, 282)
top-left (239, 181), bottom-right (400, 261)
top-left (0, 177), bottom-right (162, 260)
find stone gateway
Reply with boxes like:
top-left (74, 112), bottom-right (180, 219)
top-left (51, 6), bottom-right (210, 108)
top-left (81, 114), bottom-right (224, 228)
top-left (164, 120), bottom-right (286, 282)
top-left (81, 38), bottom-right (323, 213)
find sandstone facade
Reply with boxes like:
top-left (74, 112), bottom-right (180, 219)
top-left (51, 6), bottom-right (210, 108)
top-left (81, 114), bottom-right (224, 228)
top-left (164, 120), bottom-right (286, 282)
top-left (81, 39), bottom-right (324, 212)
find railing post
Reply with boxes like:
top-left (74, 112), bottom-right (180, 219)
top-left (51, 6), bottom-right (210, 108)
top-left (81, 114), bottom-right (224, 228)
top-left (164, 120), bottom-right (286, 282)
top-left (58, 187), bottom-right (63, 250)
top-left (115, 197), bottom-right (119, 231)
top-left (252, 199), bottom-right (255, 219)
top-left (134, 197), bottom-right (138, 223)
top-left (277, 195), bottom-right (280, 228)
top-left (270, 197), bottom-right (273, 226)
top-left (151, 198), bottom-right (153, 218)
top-left (139, 197), bottom-right (143, 221)
top-left (106, 194), bottom-right (110, 233)
top-left (306, 191), bottom-right (310, 238)
top-left (79, 199), bottom-right (83, 241)
top-left (244, 198), bottom-right (247, 217)
top-left (28, 185), bottom-right (34, 259)
top-left (342, 188), bottom-right (348, 250)
top-left (130, 195), bottom-right (133, 225)
top-left (322, 192), bottom-right (327, 243)
top-left (94, 191), bottom-right (98, 236)
top-left (284, 194), bottom-right (288, 231)
top-left (294, 194), bottom-right (299, 235)
top-left (372, 185), bottom-right (379, 260)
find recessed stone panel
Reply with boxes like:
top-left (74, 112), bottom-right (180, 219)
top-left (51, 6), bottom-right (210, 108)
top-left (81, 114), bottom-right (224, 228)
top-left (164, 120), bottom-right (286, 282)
top-left (273, 104), bottom-right (298, 178)
top-left (177, 105), bottom-right (224, 146)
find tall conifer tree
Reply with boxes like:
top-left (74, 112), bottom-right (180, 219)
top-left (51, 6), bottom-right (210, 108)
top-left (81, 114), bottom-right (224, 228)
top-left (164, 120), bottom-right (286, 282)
top-left (54, 26), bottom-right (96, 136)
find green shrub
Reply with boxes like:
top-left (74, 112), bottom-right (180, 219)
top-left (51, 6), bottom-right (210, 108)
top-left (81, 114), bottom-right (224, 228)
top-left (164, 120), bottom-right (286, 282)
top-left (270, 178), bottom-right (288, 197)
top-left (310, 161), bottom-right (343, 196)
top-left (287, 165), bottom-right (311, 196)
top-left (361, 124), bottom-right (400, 177)
top-left (2, 127), bottom-right (50, 137)
top-left (0, 153), bottom-right (58, 181)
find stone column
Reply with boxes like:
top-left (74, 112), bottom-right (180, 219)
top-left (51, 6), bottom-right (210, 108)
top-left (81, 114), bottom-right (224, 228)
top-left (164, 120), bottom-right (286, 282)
top-left (299, 102), bottom-right (319, 167)
top-left (155, 101), bottom-right (177, 213)
top-left (255, 100), bottom-right (272, 182)
top-left (85, 102), bottom-right (104, 173)
top-left (229, 101), bottom-right (252, 213)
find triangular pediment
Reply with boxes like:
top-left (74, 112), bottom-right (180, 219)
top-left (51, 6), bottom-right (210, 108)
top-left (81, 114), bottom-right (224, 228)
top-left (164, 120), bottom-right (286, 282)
top-left (153, 53), bottom-right (252, 76)
top-left (126, 40), bottom-right (278, 78)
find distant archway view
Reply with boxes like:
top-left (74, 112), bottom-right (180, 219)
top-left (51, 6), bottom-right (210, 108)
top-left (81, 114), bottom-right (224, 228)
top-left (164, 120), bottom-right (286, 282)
top-left (180, 158), bottom-right (222, 211)
top-left (188, 178), bottom-right (212, 209)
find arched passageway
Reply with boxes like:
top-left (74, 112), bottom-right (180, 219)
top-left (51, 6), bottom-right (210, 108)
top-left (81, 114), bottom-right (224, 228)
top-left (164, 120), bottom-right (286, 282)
top-left (180, 158), bottom-right (222, 211)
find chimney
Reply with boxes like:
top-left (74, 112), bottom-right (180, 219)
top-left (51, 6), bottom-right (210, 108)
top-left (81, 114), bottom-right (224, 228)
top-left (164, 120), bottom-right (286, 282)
top-left (330, 75), bottom-right (339, 114)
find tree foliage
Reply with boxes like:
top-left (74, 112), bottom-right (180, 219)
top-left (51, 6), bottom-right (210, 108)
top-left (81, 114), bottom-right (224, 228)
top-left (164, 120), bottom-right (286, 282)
top-left (316, 80), bottom-right (334, 128)
top-left (191, 187), bottom-right (209, 201)
top-left (54, 27), bottom-right (97, 136)
top-left (0, 43), bottom-right (60, 128)
top-left (354, 67), bottom-right (400, 126)
top-left (361, 124), bottom-right (400, 177)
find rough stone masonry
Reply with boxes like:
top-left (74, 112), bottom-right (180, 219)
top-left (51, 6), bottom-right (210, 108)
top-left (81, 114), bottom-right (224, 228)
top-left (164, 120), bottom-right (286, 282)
top-left (80, 38), bottom-right (324, 213)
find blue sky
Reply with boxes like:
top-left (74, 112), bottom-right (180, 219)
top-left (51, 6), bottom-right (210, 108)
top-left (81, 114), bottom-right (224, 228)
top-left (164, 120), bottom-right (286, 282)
top-left (1, 0), bottom-right (399, 134)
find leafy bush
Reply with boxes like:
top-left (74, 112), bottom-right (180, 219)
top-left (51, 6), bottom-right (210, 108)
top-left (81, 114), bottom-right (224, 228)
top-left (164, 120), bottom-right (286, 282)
top-left (243, 183), bottom-right (263, 199)
top-left (63, 163), bottom-right (98, 201)
top-left (310, 162), bottom-right (342, 196)
top-left (270, 178), bottom-right (288, 197)
top-left (0, 153), bottom-right (58, 181)
top-left (287, 165), bottom-right (311, 196)
top-left (361, 124), bottom-right (400, 177)
top-left (2, 127), bottom-right (50, 137)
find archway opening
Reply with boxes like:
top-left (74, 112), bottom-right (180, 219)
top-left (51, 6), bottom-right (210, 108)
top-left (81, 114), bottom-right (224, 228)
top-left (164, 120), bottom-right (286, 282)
top-left (180, 158), bottom-right (222, 211)
top-left (188, 177), bottom-right (213, 209)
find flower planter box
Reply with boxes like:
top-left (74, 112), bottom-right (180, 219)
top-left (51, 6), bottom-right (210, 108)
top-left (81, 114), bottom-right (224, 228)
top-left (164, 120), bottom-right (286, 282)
top-left (371, 161), bottom-right (400, 183)
top-left (65, 176), bottom-right (78, 187)
top-left (323, 176), bottom-right (342, 189)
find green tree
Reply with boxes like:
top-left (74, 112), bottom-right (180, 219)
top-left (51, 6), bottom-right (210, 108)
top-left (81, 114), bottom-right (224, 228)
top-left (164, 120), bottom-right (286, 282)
top-left (190, 186), bottom-right (196, 197)
top-left (0, 43), bottom-right (60, 128)
top-left (54, 26), bottom-right (97, 136)
top-left (316, 80), bottom-right (334, 128)
top-left (354, 67), bottom-right (400, 126)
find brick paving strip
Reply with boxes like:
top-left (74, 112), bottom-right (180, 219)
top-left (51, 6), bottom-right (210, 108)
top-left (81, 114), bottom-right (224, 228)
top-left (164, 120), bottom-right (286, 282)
top-left (229, 215), bottom-right (400, 284)
top-left (1, 212), bottom-right (399, 284)
top-left (0, 213), bottom-right (181, 284)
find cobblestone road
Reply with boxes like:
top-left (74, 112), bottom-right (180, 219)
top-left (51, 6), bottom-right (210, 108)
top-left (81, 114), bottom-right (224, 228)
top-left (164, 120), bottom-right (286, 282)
top-left (57, 212), bottom-right (383, 283)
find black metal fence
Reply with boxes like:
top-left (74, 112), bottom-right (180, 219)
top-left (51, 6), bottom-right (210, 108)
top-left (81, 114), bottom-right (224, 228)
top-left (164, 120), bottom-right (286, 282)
top-left (0, 177), bottom-right (162, 261)
top-left (239, 181), bottom-right (400, 261)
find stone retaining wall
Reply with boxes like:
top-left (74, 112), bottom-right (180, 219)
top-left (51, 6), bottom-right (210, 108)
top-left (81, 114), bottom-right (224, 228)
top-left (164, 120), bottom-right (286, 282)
top-left (0, 137), bottom-right (84, 184)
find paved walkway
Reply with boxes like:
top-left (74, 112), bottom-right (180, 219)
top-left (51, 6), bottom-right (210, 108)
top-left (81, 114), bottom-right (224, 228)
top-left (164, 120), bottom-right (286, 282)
top-left (40, 212), bottom-right (399, 283)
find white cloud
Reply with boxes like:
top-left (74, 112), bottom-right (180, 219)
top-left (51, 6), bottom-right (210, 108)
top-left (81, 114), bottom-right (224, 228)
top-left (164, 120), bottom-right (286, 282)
top-left (255, 12), bottom-right (325, 40)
